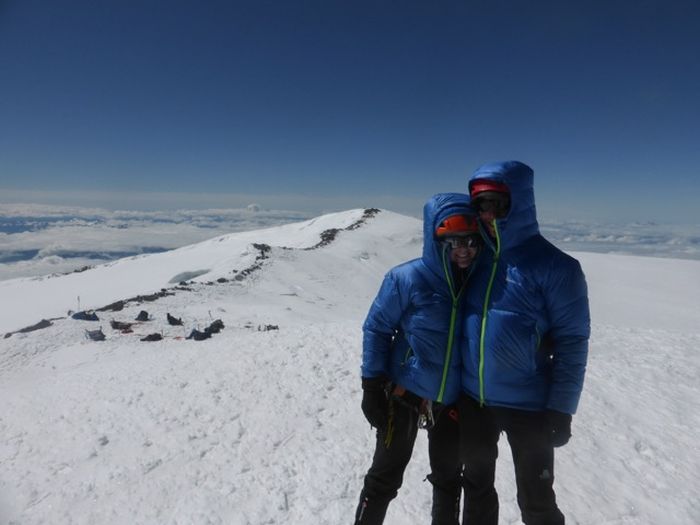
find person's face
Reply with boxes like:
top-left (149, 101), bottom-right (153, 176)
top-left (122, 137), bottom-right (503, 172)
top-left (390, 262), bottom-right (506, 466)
top-left (471, 191), bottom-right (510, 237)
top-left (450, 244), bottom-right (477, 269)
top-left (445, 236), bottom-right (480, 269)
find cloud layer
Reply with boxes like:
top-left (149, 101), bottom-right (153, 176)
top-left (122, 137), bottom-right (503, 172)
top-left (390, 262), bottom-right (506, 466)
top-left (0, 204), bottom-right (313, 280)
top-left (1, 204), bottom-right (698, 281)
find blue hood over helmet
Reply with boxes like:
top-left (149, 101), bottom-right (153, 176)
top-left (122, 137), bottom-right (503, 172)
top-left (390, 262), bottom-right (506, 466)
top-left (360, 191), bottom-right (477, 404)
top-left (422, 192), bottom-right (474, 279)
top-left (461, 161), bottom-right (590, 414)
top-left (469, 161), bottom-right (539, 251)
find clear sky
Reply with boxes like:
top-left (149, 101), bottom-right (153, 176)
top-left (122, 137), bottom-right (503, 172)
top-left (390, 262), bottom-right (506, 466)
top-left (1, 0), bottom-right (698, 223)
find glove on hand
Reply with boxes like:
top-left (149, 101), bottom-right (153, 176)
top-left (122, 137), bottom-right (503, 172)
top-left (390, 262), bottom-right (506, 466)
top-left (546, 410), bottom-right (572, 448)
top-left (361, 377), bottom-right (389, 430)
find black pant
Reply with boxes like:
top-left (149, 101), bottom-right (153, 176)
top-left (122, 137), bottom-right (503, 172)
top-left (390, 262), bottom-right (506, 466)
top-left (355, 398), bottom-right (462, 525)
top-left (458, 394), bottom-right (565, 525)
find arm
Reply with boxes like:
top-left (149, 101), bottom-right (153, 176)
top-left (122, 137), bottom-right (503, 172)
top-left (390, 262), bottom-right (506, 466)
top-left (361, 271), bottom-right (406, 379)
top-left (360, 271), bottom-right (407, 430)
top-left (544, 258), bottom-right (591, 415)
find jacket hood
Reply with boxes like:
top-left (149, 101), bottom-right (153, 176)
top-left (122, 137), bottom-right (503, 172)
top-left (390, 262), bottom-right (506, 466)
top-left (469, 160), bottom-right (539, 250)
top-left (422, 192), bottom-right (474, 278)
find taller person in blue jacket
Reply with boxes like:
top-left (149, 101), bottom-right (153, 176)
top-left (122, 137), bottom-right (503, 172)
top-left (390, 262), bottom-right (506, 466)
top-left (458, 161), bottom-right (590, 525)
top-left (356, 193), bottom-right (482, 524)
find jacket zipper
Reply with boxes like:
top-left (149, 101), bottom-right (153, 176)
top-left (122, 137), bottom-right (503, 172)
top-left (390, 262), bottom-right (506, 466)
top-left (478, 220), bottom-right (501, 406)
top-left (437, 244), bottom-right (465, 403)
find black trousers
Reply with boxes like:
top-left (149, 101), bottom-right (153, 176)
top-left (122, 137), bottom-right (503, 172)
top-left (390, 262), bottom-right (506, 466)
top-left (458, 394), bottom-right (565, 525)
top-left (355, 398), bottom-right (462, 525)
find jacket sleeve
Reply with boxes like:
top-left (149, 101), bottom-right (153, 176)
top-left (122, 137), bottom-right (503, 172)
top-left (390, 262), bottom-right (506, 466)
top-left (544, 259), bottom-right (591, 414)
top-left (361, 271), bottom-right (407, 378)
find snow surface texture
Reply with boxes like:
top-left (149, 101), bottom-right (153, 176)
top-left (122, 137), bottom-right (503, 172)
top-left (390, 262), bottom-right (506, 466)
top-left (1, 209), bottom-right (699, 524)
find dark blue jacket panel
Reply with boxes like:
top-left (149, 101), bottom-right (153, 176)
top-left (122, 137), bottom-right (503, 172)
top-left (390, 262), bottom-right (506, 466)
top-left (461, 161), bottom-right (590, 414)
top-left (362, 193), bottom-right (473, 405)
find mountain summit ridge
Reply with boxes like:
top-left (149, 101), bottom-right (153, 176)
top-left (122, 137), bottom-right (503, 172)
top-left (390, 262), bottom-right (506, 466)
top-left (0, 208), bottom-right (420, 335)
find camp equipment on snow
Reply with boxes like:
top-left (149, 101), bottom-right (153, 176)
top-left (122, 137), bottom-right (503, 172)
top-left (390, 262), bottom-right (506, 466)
top-left (205, 319), bottom-right (224, 334)
top-left (110, 320), bottom-right (134, 331)
top-left (186, 329), bottom-right (211, 341)
top-left (72, 311), bottom-right (99, 321)
top-left (167, 313), bottom-right (183, 326)
top-left (85, 328), bottom-right (106, 341)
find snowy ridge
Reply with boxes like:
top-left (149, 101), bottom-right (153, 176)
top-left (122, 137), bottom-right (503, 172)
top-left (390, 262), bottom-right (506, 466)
top-left (0, 208), bottom-right (388, 336)
top-left (1, 209), bottom-right (699, 524)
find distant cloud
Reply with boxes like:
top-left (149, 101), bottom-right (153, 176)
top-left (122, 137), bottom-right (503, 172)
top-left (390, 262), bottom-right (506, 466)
top-left (541, 221), bottom-right (700, 260)
top-left (0, 204), bottom-right (314, 280)
top-left (2, 201), bottom-right (698, 282)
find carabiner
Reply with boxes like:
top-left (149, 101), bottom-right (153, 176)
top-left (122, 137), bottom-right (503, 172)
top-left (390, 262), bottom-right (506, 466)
top-left (417, 400), bottom-right (435, 430)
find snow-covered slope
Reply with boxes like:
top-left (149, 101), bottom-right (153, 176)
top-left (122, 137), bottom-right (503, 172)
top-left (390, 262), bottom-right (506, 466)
top-left (1, 209), bottom-right (698, 524)
top-left (0, 209), bottom-right (418, 335)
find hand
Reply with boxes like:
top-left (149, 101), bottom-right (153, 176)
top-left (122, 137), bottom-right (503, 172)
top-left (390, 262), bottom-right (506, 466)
top-left (546, 410), bottom-right (572, 447)
top-left (361, 377), bottom-right (389, 430)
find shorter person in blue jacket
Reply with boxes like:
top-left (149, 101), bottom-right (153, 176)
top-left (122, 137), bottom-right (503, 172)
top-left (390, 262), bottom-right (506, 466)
top-left (459, 161), bottom-right (591, 525)
top-left (355, 193), bottom-right (482, 525)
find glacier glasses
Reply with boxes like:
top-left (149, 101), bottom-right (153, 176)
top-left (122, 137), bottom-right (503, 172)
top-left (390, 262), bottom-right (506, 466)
top-left (472, 191), bottom-right (511, 218)
top-left (442, 234), bottom-right (483, 250)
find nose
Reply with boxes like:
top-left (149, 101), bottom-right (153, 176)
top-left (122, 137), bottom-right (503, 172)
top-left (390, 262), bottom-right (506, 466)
top-left (454, 246), bottom-right (476, 257)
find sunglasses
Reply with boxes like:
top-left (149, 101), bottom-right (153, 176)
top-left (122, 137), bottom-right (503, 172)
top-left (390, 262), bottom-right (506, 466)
top-left (472, 194), bottom-right (511, 217)
top-left (443, 234), bottom-right (483, 250)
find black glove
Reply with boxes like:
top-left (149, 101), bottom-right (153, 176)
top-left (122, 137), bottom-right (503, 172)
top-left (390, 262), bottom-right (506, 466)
top-left (546, 410), bottom-right (572, 448)
top-left (361, 376), bottom-right (390, 430)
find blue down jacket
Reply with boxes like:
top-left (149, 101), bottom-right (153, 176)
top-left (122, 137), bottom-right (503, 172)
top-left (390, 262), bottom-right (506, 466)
top-left (460, 161), bottom-right (590, 414)
top-left (361, 193), bottom-right (477, 405)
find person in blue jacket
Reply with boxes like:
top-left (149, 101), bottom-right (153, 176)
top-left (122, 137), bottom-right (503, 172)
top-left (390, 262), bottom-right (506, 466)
top-left (355, 193), bottom-right (483, 525)
top-left (458, 161), bottom-right (591, 525)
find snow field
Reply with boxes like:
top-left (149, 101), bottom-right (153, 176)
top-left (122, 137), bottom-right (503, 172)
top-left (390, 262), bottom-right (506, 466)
top-left (1, 209), bottom-right (699, 524)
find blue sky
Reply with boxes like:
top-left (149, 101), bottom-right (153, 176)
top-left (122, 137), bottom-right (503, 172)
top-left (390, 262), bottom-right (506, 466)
top-left (1, 0), bottom-right (699, 222)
